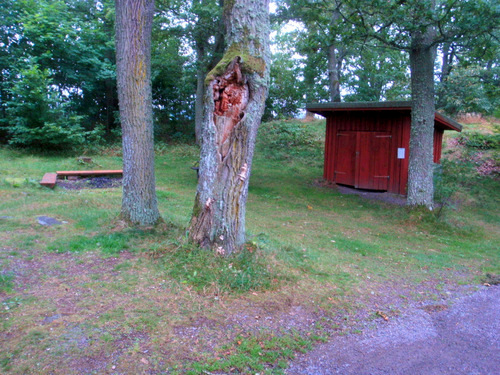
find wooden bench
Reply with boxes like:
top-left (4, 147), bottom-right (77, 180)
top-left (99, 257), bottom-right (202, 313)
top-left (40, 173), bottom-right (58, 188)
top-left (40, 170), bottom-right (123, 188)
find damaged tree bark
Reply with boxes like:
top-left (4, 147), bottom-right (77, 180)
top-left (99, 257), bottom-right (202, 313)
top-left (188, 0), bottom-right (270, 255)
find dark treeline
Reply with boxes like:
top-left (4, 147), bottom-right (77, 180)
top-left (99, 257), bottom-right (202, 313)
top-left (0, 0), bottom-right (498, 150)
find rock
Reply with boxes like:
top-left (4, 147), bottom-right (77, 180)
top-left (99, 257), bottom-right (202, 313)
top-left (42, 314), bottom-right (62, 325)
top-left (37, 216), bottom-right (63, 226)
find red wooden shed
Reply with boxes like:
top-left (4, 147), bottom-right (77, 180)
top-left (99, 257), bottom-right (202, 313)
top-left (306, 101), bottom-right (462, 195)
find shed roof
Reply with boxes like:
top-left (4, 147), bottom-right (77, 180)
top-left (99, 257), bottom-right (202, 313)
top-left (306, 101), bottom-right (462, 132)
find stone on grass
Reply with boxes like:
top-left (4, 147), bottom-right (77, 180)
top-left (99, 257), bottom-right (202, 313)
top-left (37, 216), bottom-right (64, 226)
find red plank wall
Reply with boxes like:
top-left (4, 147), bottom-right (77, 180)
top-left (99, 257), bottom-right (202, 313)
top-left (323, 110), bottom-right (422, 195)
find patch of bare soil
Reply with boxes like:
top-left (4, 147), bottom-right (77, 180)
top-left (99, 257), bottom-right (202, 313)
top-left (313, 179), bottom-right (407, 205)
top-left (57, 176), bottom-right (122, 190)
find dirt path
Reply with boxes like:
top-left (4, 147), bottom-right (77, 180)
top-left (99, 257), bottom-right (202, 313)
top-left (286, 285), bottom-right (500, 375)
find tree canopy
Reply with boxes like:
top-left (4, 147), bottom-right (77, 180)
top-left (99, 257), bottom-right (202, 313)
top-left (0, 0), bottom-right (497, 149)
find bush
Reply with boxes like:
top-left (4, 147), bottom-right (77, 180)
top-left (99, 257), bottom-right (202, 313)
top-left (257, 120), bottom-right (324, 161)
top-left (6, 64), bottom-right (90, 150)
top-left (456, 131), bottom-right (500, 150)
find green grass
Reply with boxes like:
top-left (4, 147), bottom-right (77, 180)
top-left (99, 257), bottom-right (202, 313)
top-left (182, 330), bottom-right (322, 375)
top-left (160, 243), bottom-right (283, 294)
top-left (0, 272), bottom-right (15, 293)
top-left (0, 118), bottom-right (498, 373)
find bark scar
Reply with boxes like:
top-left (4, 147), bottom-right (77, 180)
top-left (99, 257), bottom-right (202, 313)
top-left (213, 57), bottom-right (249, 159)
top-left (238, 163), bottom-right (248, 182)
top-left (205, 198), bottom-right (213, 210)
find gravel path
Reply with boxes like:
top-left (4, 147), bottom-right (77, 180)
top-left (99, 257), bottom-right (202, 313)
top-left (286, 286), bottom-right (500, 375)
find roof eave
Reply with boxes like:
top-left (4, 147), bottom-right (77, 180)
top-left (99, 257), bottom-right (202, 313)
top-left (306, 101), bottom-right (463, 132)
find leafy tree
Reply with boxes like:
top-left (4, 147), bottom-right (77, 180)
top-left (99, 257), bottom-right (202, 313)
top-left (342, 44), bottom-right (410, 102)
top-left (151, 24), bottom-right (197, 141)
top-left (337, 0), bottom-right (499, 207)
top-left (274, 0), bottom-right (410, 109)
top-left (191, 0), bottom-right (225, 144)
top-left (7, 64), bottom-right (85, 149)
top-left (437, 33), bottom-right (499, 116)
top-left (189, 0), bottom-right (270, 254)
top-left (154, 0), bottom-right (225, 144)
top-left (264, 28), bottom-right (311, 120)
top-left (0, 0), bottom-right (119, 143)
top-left (115, 0), bottom-right (162, 226)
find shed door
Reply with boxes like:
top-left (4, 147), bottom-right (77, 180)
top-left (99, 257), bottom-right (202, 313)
top-left (334, 132), bottom-right (357, 186)
top-left (334, 131), bottom-right (392, 190)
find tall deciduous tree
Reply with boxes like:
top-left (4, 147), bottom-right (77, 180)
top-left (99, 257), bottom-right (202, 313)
top-left (189, 0), bottom-right (270, 254)
top-left (192, 0), bottom-right (225, 144)
top-left (115, 0), bottom-right (162, 226)
top-left (337, 0), bottom-right (499, 208)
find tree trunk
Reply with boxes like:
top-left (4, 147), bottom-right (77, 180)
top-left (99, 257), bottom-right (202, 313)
top-left (407, 30), bottom-right (437, 208)
top-left (327, 9), bottom-right (342, 102)
top-left (188, 0), bottom-right (270, 255)
top-left (327, 44), bottom-right (341, 102)
top-left (115, 0), bottom-right (161, 226)
top-left (105, 77), bottom-right (117, 136)
top-left (440, 42), bottom-right (454, 83)
top-left (194, 49), bottom-right (205, 145)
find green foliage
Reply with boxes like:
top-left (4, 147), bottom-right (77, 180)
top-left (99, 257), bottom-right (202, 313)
top-left (6, 64), bottom-right (87, 150)
top-left (438, 64), bottom-right (500, 116)
top-left (161, 244), bottom-right (280, 294)
top-left (434, 150), bottom-right (499, 213)
top-left (264, 30), bottom-right (310, 120)
top-left (0, 0), bottom-right (119, 144)
top-left (343, 46), bottom-right (410, 102)
top-left (257, 119), bottom-right (324, 161)
top-left (456, 131), bottom-right (500, 150)
top-left (152, 22), bottom-right (197, 141)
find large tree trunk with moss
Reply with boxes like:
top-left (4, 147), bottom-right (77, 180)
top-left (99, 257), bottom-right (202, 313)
top-left (188, 0), bottom-right (270, 255)
top-left (115, 0), bottom-right (161, 226)
top-left (407, 28), bottom-right (437, 208)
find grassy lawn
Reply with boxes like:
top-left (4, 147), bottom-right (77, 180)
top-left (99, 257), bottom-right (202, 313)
top-left (0, 118), bottom-right (499, 374)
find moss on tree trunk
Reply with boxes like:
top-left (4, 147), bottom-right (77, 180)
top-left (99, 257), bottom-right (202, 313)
top-left (189, 0), bottom-right (270, 254)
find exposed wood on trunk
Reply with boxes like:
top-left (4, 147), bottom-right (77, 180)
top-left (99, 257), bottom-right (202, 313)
top-left (213, 59), bottom-right (249, 159)
top-left (189, 0), bottom-right (270, 255)
top-left (115, 0), bottom-right (161, 226)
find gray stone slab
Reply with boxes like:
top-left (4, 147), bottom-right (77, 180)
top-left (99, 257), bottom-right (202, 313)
top-left (37, 216), bottom-right (63, 226)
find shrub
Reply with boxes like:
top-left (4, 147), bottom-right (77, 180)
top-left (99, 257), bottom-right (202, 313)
top-left (6, 64), bottom-right (89, 150)
top-left (456, 132), bottom-right (500, 150)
